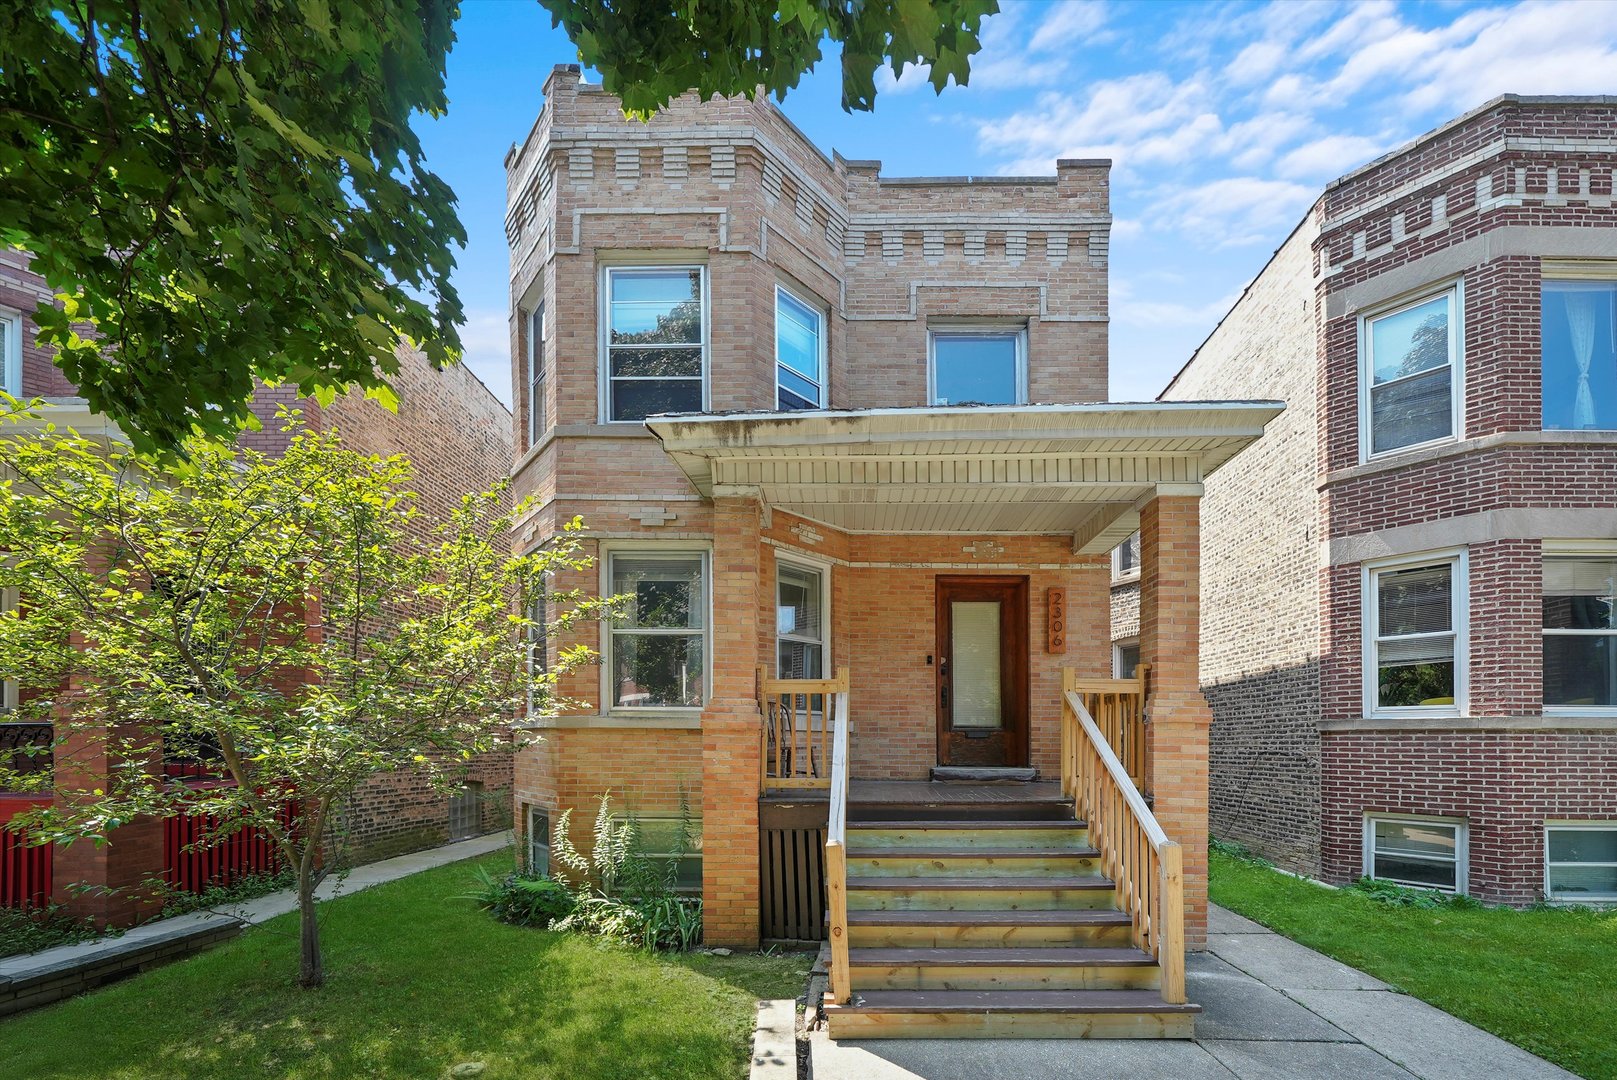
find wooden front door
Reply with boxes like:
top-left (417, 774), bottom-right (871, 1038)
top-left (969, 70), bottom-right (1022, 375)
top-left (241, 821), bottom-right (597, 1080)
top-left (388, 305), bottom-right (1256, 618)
top-left (935, 575), bottom-right (1029, 768)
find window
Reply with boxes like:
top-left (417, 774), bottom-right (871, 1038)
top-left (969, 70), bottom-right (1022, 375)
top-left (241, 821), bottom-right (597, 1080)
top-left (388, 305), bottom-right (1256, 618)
top-left (1114, 640), bottom-right (1140, 679)
top-left (1364, 815), bottom-right (1466, 893)
top-left (1113, 531), bottom-right (1141, 580)
top-left (0, 586), bottom-right (16, 711)
top-left (607, 551), bottom-right (707, 709)
top-left (0, 310), bottom-right (20, 397)
top-left (1542, 554), bottom-right (1617, 710)
top-left (1362, 287), bottom-right (1460, 456)
top-left (776, 561), bottom-right (827, 679)
top-left (604, 266), bottom-right (705, 421)
top-left (449, 781), bottom-right (484, 841)
top-left (526, 805), bottom-right (551, 877)
top-left (1366, 555), bottom-right (1465, 714)
top-left (929, 328), bottom-right (1027, 406)
top-left (525, 588), bottom-right (548, 715)
top-left (1545, 824), bottom-right (1617, 902)
top-left (1542, 279), bottom-right (1617, 431)
top-left (527, 305), bottom-right (546, 446)
top-left (629, 815), bottom-right (703, 892)
top-left (776, 286), bottom-right (826, 410)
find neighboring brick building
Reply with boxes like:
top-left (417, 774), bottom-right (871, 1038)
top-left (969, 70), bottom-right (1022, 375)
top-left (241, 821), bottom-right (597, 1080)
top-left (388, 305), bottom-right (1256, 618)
top-left (1113, 95), bottom-right (1617, 906)
top-left (505, 63), bottom-right (1279, 989)
top-left (1, 248), bottom-right (514, 921)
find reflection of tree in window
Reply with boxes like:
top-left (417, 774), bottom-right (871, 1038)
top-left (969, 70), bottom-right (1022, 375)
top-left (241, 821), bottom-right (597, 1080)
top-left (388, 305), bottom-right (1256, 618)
top-left (1372, 309), bottom-right (1452, 454)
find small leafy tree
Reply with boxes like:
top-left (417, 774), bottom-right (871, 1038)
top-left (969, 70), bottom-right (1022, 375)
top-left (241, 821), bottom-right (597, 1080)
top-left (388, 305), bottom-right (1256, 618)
top-left (0, 401), bottom-right (609, 987)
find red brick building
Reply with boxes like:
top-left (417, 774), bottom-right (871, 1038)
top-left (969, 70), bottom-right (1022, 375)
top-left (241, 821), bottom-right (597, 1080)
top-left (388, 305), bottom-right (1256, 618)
top-left (0, 247), bottom-right (514, 924)
top-left (1115, 95), bottom-right (1617, 906)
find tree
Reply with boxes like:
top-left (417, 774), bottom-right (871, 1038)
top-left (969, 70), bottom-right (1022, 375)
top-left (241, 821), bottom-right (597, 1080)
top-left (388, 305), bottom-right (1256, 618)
top-left (0, 2), bottom-right (465, 453)
top-left (0, 404), bottom-right (609, 987)
top-left (538, 0), bottom-right (1000, 115)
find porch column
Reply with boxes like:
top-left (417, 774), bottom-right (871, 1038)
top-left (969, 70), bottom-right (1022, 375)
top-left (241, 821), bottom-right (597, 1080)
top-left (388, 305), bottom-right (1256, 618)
top-left (700, 493), bottom-right (765, 947)
top-left (1139, 492), bottom-right (1212, 951)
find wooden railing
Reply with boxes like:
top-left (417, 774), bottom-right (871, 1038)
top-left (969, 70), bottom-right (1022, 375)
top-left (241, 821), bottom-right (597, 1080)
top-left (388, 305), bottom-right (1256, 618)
top-left (823, 684), bottom-right (852, 1005)
top-left (1061, 669), bottom-right (1186, 1005)
top-left (757, 668), bottom-right (849, 789)
top-left (1068, 664), bottom-right (1149, 789)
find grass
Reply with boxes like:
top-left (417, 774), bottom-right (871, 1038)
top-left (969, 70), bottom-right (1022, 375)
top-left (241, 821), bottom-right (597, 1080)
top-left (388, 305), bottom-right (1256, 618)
top-left (1209, 844), bottom-right (1617, 1080)
top-left (0, 851), bottom-right (812, 1080)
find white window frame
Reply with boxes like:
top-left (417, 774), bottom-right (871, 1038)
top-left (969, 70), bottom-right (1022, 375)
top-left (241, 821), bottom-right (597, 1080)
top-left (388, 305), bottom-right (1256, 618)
top-left (1361, 549), bottom-right (1469, 720)
top-left (775, 553), bottom-right (832, 679)
top-left (600, 544), bottom-right (712, 715)
top-left (524, 582), bottom-right (548, 718)
top-left (1363, 813), bottom-right (1468, 894)
top-left (0, 308), bottom-right (21, 398)
top-left (526, 804), bottom-right (551, 878)
top-left (1541, 541), bottom-right (1617, 716)
top-left (1112, 531), bottom-right (1141, 582)
top-left (1541, 261), bottom-right (1617, 433)
top-left (1113, 638), bottom-right (1140, 679)
top-left (0, 586), bottom-right (16, 712)
top-left (526, 304), bottom-right (545, 447)
top-left (927, 325), bottom-right (1029, 407)
top-left (1544, 821), bottom-right (1617, 903)
top-left (1358, 282), bottom-right (1464, 462)
top-left (775, 283), bottom-right (828, 411)
top-left (599, 264), bottom-right (709, 424)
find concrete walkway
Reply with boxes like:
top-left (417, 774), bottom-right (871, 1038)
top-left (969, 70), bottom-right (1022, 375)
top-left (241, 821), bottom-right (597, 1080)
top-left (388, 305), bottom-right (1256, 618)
top-left (810, 904), bottom-right (1580, 1080)
top-left (1, 831), bottom-right (510, 1015)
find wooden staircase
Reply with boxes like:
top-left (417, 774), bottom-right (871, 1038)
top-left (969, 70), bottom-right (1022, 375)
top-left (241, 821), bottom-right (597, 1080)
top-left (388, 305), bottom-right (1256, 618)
top-left (822, 800), bottom-right (1199, 1039)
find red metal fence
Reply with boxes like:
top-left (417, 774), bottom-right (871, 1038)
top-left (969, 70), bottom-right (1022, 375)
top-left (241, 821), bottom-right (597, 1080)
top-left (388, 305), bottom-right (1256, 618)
top-left (163, 782), bottom-right (298, 894)
top-left (1, 794), bottom-right (53, 909)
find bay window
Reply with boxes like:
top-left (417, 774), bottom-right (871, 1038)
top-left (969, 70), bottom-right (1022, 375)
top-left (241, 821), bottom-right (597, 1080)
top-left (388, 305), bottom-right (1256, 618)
top-left (606, 551), bottom-right (707, 709)
top-left (604, 267), bottom-right (706, 422)
top-left (1542, 278), bottom-right (1617, 431)
top-left (1542, 553), bottom-right (1617, 711)
top-left (776, 286), bottom-right (826, 410)
top-left (1366, 555), bottom-right (1464, 715)
top-left (1362, 287), bottom-right (1460, 457)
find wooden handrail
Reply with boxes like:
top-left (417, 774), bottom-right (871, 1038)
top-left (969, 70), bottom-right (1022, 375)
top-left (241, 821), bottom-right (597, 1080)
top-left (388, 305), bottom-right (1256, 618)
top-left (1061, 670), bottom-right (1186, 1005)
top-left (824, 688), bottom-right (851, 1005)
top-left (757, 667), bottom-right (849, 789)
top-left (1068, 664), bottom-right (1149, 788)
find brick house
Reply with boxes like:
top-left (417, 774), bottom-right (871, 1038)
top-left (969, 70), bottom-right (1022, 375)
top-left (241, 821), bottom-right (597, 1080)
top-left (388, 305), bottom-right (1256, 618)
top-left (0, 248), bottom-right (515, 925)
top-left (506, 67), bottom-right (1280, 1036)
top-left (1112, 95), bottom-right (1617, 906)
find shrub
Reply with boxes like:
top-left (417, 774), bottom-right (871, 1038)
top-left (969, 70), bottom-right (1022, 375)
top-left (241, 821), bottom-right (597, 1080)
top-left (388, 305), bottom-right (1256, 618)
top-left (0, 904), bottom-right (103, 959)
top-left (1351, 876), bottom-right (1483, 910)
top-left (465, 867), bottom-right (574, 928)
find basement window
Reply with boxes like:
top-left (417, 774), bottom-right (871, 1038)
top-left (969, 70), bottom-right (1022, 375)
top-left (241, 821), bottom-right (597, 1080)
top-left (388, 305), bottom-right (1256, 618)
top-left (1364, 814), bottom-right (1466, 893)
top-left (526, 804), bottom-right (551, 878)
top-left (449, 781), bottom-right (485, 841)
top-left (1544, 824), bottom-right (1617, 902)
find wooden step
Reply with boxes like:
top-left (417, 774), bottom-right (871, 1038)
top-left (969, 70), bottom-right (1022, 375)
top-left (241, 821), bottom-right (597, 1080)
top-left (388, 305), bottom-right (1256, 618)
top-left (849, 800), bottom-right (1074, 822)
top-left (825, 988), bottom-right (1199, 1040)
top-left (847, 908), bottom-right (1133, 948)
top-left (847, 876), bottom-right (1117, 911)
top-left (845, 848), bottom-right (1102, 878)
top-left (847, 822), bottom-right (1090, 851)
top-left (848, 946), bottom-right (1161, 991)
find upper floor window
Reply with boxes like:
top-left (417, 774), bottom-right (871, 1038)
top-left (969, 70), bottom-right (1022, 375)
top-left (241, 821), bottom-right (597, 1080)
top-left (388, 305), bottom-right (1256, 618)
top-left (776, 286), bottom-right (826, 411)
top-left (604, 267), bottom-right (706, 422)
top-left (1361, 286), bottom-right (1460, 457)
top-left (1542, 552), bottom-right (1617, 712)
top-left (0, 310), bottom-right (20, 398)
top-left (1542, 278), bottom-right (1617, 431)
top-left (1365, 553), bottom-right (1465, 716)
top-left (526, 305), bottom-right (546, 446)
top-left (929, 328), bottom-right (1027, 407)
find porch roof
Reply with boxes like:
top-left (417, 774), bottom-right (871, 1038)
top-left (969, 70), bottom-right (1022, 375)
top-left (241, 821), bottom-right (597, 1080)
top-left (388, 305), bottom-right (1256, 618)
top-left (646, 401), bottom-right (1282, 552)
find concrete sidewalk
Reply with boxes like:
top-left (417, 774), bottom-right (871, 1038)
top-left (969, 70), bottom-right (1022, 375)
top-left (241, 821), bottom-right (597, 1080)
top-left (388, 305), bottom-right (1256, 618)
top-left (1, 831), bottom-right (511, 1015)
top-left (810, 904), bottom-right (1580, 1080)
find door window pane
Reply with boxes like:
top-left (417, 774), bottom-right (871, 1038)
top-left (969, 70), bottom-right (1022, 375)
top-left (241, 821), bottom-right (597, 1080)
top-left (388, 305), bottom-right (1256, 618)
top-left (1372, 562), bottom-right (1457, 709)
top-left (1365, 291), bottom-right (1456, 454)
top-left (951, 600), bottom-right (1003, 728)
top-left (1543, 556), bottom-right (1617, 708)
top-left (1542, 281), bottom-right (1617, 431)
top-left (609, 554), bottom-right (706, 708)
top-left (932, 332), bottom-right (1022, 406)
top-left (606, 268), bottom-right (704, 421)
top-left (777, 288), bottom-right (824, 410)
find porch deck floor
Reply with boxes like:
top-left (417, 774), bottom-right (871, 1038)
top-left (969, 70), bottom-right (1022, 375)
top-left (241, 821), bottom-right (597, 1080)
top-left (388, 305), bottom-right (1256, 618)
top-left (762, 781), bottom-right (1066, 804)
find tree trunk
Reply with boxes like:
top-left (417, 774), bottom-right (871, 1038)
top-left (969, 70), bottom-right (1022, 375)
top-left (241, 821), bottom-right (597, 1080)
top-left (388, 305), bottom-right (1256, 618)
top-left (297, 867), bottom-right (323, 988)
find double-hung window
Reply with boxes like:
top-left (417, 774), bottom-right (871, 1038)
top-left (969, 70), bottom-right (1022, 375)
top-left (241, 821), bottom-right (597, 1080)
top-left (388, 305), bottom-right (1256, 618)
top-left (1366, 555), bottom-right (1464, 714)
top-left (0, 310), bottom-right (20, 397)
top-left (604, 267), bottom-right (706, 421)
top-left (1362, 286), bottom-right (1460, 457)
top-left (776, 561), bottom-right (827, 679)
top-left (607, 551), bottom-right (707, 709)
top-left (1542, 553), bottom-right (1617, 711)
top-left (527, 305), bottom-right (546, 446)
top-left (1545, 824), bottom-right (1617, 902)
top-left (1365, 815), bottom-right (1467, 893)
top-left (525, 587), bottom-right (548, 716)
top-left (776, 286), bottom-right (826, 410)
top-left (1542, 277), bottom-right (1617, 431)
top-left (929, 327), bottom-right (1027, 406)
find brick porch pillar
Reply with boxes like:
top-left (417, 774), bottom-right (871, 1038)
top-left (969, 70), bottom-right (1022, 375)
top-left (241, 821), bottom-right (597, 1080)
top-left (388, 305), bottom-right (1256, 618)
top-left (700, 494), bottom-right (764, 948)
top-left (50, 723), bottom-right (165, 927)
top-left (1139, 493), bottom-right (1212, 951)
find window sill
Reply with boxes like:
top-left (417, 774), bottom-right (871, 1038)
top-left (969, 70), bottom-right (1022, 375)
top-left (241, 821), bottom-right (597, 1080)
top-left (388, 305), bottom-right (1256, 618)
top-left (1323, 430), bottom-right (1617, 490)
top-left (516, 712), bottom-right (704, 731)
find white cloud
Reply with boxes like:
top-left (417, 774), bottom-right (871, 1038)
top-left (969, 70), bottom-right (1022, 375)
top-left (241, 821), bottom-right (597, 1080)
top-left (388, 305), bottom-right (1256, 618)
top-left (1274, 132), bottom-right (1389, 179)
top-left (1154, 177), bottom-right (1316, 247)
top-left (875, 61), bottom-right (933, 96)
top-left (1028, 1), bottom-right (1109, 52)
top-left (1113, 278), bottom-right (1243, 328)
top-left (457, 307), bottom-right (512, 406)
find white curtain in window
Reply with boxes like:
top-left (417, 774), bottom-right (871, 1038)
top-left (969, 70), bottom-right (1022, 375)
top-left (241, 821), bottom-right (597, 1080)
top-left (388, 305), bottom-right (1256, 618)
top-left (1563, 288), bottom-right (1599, 429)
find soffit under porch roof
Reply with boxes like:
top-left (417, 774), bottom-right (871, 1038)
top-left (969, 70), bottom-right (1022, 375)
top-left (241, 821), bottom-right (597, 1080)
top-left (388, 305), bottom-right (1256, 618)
top-left (646, 402), bottom-right (1283, 553)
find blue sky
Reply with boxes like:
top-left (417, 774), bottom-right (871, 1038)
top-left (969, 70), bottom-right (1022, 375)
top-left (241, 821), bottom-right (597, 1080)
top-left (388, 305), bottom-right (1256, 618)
top-left (418, 0), bottom-right (1617, 405)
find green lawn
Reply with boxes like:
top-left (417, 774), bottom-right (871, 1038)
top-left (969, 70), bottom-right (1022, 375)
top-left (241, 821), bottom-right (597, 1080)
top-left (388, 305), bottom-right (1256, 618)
top-left (0, 851), bottom-right (811, 1080)
top-left (1210, 847), bottom-right (1617, 1080)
